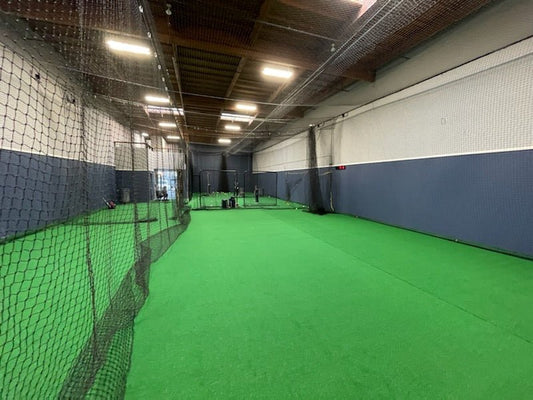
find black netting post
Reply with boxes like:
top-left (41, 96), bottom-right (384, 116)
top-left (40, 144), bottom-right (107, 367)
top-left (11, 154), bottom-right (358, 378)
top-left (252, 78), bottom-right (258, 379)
top-left (187, 149), bottom-right (194, 201)
top-left (308, 126), bottom-right (326, 215)
top-left (219, 155), bottom-right (229, 193)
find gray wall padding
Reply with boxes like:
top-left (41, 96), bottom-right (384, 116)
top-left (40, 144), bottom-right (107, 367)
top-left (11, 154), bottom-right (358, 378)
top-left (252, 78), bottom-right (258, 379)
top-left (274, 150), bottom-right (533, 258)
top-left (0, 149), bottom-right (116, 238)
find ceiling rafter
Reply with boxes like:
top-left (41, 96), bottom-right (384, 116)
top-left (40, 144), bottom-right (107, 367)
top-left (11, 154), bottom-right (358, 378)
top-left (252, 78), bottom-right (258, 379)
top-left (1, 0), bottom-right (496, 147)
top-left (156, 26), bottom-right (375, 82)
top-left (221, 0), bottom-right (276, 135)
top-left (276, 0), bottom-right (362, 22)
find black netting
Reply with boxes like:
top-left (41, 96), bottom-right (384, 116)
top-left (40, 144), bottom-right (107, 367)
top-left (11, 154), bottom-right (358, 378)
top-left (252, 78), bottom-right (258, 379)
top-left (219, 155), bottom-right (230, 193)
top-left (243, 171), bottom-right (278, 207)
top-left (307, 126), bottom-right (327, 214)
top-left (0, 2), bottom-right (189, 398)
top-left (193, 168), bottom-right (289, 209)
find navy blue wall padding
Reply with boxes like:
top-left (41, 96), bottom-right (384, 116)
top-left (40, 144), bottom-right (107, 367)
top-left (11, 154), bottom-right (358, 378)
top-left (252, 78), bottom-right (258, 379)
top-left (189, 145), bottom-right (252, 192)
top-left (115, 170), bottom-right (153, 203)
top-left (257, 174), bottom-right (276, 197)
top-left (0, 149), bottom-right (115, 239)
top-left (270, 149), bottom-right (532, 258)
top-left (276, 169), bottom-right (331, 209)
top-left (330, 149), bottom-right (533, 258)
top-left (198, 170), bottom-right (237, 194)
top-left (252, 172), bottom-right (277, 197)
top-left (278, 170), bottom-right (308, 204)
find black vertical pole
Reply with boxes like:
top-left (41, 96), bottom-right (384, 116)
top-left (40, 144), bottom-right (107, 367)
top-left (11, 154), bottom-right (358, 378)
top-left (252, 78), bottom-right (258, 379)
top-left (308, 126), bottom-right (325, 214)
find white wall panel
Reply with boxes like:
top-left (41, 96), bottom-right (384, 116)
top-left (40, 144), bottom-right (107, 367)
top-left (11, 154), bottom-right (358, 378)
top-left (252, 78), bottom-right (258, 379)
top-left (334, 49), bottom-right (532, 166)
top-left (255, 38), bottom-right (533, 171)
top-left (114, 145), bottom-right (150, 171)
top-left (253, 131), bottom-right (309, 171)
top-left (1, 38), bottom-right (132, 166)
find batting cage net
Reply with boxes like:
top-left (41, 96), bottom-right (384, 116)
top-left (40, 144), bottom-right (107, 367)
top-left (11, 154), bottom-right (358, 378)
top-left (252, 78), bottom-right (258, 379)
top-left (250, 125), bottom-right (335, 214)
top-left (193, 169), bottom-right (281, 209)
top-left (197, 169), bottom-right (237, 209)
top-left (242, 171), bottom-right (278, 208)
top-left (0, 2), bottom-right (189, 398)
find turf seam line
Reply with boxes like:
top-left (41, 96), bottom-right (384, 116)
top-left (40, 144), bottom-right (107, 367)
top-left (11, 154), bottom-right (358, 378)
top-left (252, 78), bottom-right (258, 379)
top-left (268, 212), bottom-right (533, 346)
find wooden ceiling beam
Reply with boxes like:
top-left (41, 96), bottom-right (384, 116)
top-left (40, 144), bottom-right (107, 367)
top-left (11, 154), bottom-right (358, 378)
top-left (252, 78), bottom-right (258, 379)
top-left (1, 7), bottom-right (138, 38)
top-left (157, 29), bottom-right (374, 82)
top-left (350, 0), bottom-right (492, 74)
top-left (5, 6), bottom-right (375, 82)
top-left (275, 0), bottom-right (361, 22)
top-left (220, 0), bottom-right (276, 131)
top-left (172, 45), bottom-right (187, 125)
top-left (224, 0), bottom-right (275, 99)
top-left (224, 58), bottom-right (248, 98)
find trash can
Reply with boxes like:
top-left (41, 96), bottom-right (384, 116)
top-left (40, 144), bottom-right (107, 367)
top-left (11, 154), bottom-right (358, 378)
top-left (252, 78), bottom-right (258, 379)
top-left (121, 188), bottom-right (131, 203)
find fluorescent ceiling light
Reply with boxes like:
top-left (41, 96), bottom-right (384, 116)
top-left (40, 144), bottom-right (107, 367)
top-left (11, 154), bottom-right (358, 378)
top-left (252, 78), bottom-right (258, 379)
top-left (141, 132), bottom-right (149, 137)
top-left (145, 105), bottom-right (183, 115)
top-left (218, 138), bottom-right (231, 144)
top-left (159, 122), bottom-right (177, 128)
top-left (166, 135), bottom-right (181, 140)
top-left (225, 124), bottom-right (241, 131)
top-left (145, 95), bottom-right (170, 104)
top-left (235, 103), bottom-right (257, 113)
top-left (106, 40), bottom-right (151, 56)
top-left (262, 67), bottom-right (293, 79)
top-left (220, 113), bottom-right (254, 123)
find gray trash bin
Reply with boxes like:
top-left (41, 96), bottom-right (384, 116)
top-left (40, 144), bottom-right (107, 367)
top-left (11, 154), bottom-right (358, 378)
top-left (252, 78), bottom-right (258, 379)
top-left (121, 188), bottom-right (131, 203)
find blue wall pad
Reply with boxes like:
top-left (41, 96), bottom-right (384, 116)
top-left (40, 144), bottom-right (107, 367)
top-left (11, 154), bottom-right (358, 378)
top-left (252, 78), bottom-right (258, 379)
top-left (189, 145), bottom-right (252, 192)
top-left (271, 149), bottom-right (533, 258)
top-left (115, 170), bottom-right (153, 203)
top-left (0, 149), bottom-right (116, 239)
top-left (331, 149), bottom-right (533, 258)
top-left (276, 169), bottom-right (332, 210)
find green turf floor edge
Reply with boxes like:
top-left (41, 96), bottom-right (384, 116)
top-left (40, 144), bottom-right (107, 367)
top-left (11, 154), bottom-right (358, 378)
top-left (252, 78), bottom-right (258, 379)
top-left (125, 210), bottom-right (533, 399)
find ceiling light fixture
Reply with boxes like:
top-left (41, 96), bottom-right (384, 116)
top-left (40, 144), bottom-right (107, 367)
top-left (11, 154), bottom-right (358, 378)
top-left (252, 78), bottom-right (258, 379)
top-left (218, 138), bottom-right (231, 144)
top-left (220, 113), bottom-right (254, 123)
top-left (145, 95), bottom-right (170, 104)
top-left (225, 124), bottom-right (241, 131)
top-left (106, 39), bottom-right (151, 56)
top-left (166, 135), bottom-right (181, 140)
top-left (262, 67), bottom-right (293, 79)
top-left (235, 103), bottom-right (257, 113)
top-left (159, 122), bottom-right (177, 128)
top-left (145, 105), bottom-right (183, 115)
top-left (141, 132), bottom-right (149, 137)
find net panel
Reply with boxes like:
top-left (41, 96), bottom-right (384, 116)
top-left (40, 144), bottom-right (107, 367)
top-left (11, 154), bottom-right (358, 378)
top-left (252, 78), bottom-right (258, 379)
top-left (193, 169), bottom-right (303, 210)
top-left (220, 0), bottom-right (494, 152)
top-left (0, 1), bottom-right (189, 398)
top-left (252, 29), bottom-right (533, 257)
top-left (242, 171), bottom-right (278, 208)
top-left (198, 169), bottom-right (238, 209)
top-left (307, 126), bottom-right (327, 214)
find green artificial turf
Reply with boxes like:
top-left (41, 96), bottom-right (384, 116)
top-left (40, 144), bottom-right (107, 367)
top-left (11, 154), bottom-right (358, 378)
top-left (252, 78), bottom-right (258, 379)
top-left (189, 192), bottom-right (306, 210)
top-left (0, 201), bottom-right (180, 398)
top-left (125, 210), bottom-right (533, 399)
